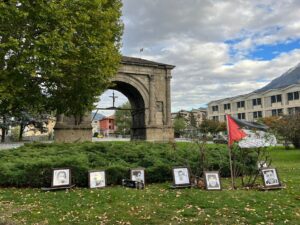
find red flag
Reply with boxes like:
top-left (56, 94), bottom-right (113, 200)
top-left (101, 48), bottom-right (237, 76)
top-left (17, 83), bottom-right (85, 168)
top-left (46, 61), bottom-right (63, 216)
top-left (226, 114), bottom-right (247, 147)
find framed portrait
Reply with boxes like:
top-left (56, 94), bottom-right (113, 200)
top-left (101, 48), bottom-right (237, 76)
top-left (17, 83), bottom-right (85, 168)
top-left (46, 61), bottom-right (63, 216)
top-left (130, 168), bottom-right (145, 184)
top-left (261, 168), bottom-right (281, 187)
top-left (204, 171), bottom-right (221, 190)
top-left (52, 168), bottom-right (71, 187)
top-left (89, 170), bottom-right (106, 189)
top-left (172, 167), bottom-right (191, 186)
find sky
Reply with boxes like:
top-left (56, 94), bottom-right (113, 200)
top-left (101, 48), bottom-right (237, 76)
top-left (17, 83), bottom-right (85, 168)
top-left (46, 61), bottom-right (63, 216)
top-left (97, 0), bottom-right (300, 116)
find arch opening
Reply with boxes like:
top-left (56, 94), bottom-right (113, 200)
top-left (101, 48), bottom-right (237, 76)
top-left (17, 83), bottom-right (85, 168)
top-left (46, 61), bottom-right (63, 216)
top-left (111, 81), bottom-right (146, 140)
top-left (96, 81), bottom-right (147, 140)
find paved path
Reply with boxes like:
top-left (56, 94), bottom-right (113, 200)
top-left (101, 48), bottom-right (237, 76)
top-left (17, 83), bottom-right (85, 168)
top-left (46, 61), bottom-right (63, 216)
top-left (0, 143), bottom-right (24, 150)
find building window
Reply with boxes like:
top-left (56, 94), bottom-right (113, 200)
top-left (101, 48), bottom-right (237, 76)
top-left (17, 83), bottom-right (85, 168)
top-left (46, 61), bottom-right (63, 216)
top-left (212, 105), bottom-right (219, 112)
top-left (271, 94), bottom-right (282, 103)
top-left (224, 103), bottom-right (231, 110)
top-left (237, 113), bottom-right (246, 120)
top-left (287, 91), bottom-right (299, 101)
top-left (272, 109), bottom-right (283, 116)
top-left (252, 98), bottom-right (262, 106)
top-left (212, 116), bottom-right (219, 121)
top-left (253, 111), bottom-right (262, 119)
top-left (237, 101), bottom-right (245, 108)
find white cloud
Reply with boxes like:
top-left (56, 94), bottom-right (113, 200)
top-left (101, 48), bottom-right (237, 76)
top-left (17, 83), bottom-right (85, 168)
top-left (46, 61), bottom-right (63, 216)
top-left (118, 0), bottom-right (300, 112)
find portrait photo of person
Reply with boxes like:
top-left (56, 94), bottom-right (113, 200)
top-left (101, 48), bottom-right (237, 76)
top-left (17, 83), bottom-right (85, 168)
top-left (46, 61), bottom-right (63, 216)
top-left (89, 171), bottom-right (106, 189)
top-left (173, 167), bottom-right (190, 186)
top-left (52, 168), bottom-right (71, 187)
top-left (262, 168), bottom-right (280, 187)
top-left (204, 171), bottom-right (221, 190)
top-left (130, 169), bottom-right (145, 184)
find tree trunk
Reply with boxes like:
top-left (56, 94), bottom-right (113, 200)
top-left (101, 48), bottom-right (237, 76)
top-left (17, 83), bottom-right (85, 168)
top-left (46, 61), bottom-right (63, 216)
top-left (292, 139), bottom-right (300, 149)
top-left (19, 124), bottom-right (24, 142)
top-left (1, 128), bottom-right (5, 143)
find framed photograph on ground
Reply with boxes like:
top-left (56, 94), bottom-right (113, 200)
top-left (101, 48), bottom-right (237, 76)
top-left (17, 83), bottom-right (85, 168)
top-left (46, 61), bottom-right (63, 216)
top-left (130, 168), bottom-right (145, 184)
top-left (52, 168), bottom-right (71, 188)
top-left (204, 171), bottom-right (221, 190)
top-left (172, 167), bottom-right (191, 187)
top-left (89, 170), bottom-right (106, 189)
top-left (261, 168), bottom-right (281, 187)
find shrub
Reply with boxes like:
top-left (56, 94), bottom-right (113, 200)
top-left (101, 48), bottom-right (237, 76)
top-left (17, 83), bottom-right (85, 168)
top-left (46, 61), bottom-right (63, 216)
top-left (0, 142), bottom-right (257, 187)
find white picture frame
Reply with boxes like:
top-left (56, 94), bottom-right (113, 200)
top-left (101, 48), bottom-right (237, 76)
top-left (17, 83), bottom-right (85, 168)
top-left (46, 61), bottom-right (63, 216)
top-left (261, 168), bottom-right (280, 187)
top-left (52, 168), bottom-right (71, 187)
top-left (130, 168), bottom-right (145, 184)
top-left (89, 170), bottom-right (106, 189)
top-left (204, 171), bottom-right (221, 190)
top-left (172, 167), bottom-right (191, 186)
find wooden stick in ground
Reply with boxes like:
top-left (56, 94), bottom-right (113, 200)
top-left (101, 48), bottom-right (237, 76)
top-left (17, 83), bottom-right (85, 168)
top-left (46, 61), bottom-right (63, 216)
top-left (228, 146), bottom-right (235, 189)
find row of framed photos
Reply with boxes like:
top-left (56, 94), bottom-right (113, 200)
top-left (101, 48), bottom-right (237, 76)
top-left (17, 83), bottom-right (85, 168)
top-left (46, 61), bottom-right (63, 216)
top-left (52, 168), bottom-right (145, 189)
top-left (51, 166), bottom-right (281, 190)
top-left (173, 166), bottom-right (281, 189)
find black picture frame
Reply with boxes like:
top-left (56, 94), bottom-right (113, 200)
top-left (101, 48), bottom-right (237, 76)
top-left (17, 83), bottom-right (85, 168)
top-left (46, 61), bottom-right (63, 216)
top-left (203, 171), bottom-right (222, 191)
top-left (88, 170), bottom-right (106, 189)
top-left (130, 168), bottom-right (145, 185)
top-left (51, 168), bottom-right (71, 188)
top-left (172, 167), bottom-right (191, 187)
top-left (261, 168), bottom-right (281, 188)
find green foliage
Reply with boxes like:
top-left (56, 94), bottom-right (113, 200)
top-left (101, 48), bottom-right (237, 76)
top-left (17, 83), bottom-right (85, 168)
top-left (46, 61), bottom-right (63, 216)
top-left (200, 119), bottom-right (226, 135)
top-left (10, 126), bottom-right (20, 142)
top-left (115, 102), bottom-right (132, 135)
top-left (0, 142), bottom-right (253, 188)
top-left (173, 117), bottom-right (187, 137)
top-left (262, 114), bottom-right (300, 148)
top-left (0, 0), bottom-right (123, 124)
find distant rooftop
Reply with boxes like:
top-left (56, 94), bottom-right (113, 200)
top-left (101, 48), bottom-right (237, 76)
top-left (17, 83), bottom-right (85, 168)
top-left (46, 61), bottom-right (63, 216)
top-left (121, 56), bottom-right (175, 69)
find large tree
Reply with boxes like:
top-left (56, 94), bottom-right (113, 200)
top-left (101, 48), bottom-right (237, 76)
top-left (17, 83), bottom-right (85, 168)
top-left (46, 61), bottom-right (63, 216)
top-left (261, 114), bottom-right (300, 148)
top-left (0, 0), bottom-right (123, 126)
top-left (199, 119), bottom-right (226, 135)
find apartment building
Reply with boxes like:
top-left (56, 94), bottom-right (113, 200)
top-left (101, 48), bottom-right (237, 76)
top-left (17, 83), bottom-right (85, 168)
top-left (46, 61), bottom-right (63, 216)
top-left (208, 84), bottom-right (300, 122)
top-left (171, 108), bottom-right (207, 126)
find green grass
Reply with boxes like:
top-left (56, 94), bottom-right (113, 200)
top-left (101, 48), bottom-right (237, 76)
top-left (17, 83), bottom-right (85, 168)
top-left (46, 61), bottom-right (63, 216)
top-left (0, 145), bottom-right (300, 225)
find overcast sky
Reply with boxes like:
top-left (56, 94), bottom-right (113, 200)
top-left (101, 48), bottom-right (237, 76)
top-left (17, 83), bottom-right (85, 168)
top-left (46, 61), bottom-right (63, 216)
top-left (98, 0), bottom-right (300, 116)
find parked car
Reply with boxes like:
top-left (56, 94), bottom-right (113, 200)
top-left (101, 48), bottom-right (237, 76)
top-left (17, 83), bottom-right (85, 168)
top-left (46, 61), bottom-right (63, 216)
top-left (213, 134), bottom-right (228, 144)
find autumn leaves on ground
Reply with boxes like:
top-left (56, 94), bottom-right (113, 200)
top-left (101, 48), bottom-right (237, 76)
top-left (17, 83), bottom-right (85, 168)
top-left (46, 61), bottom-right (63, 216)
top-left (0, 145), bottom-right (299, 225)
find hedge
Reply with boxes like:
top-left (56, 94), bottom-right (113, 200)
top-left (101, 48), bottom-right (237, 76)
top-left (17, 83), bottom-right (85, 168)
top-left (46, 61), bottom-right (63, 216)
top-left (0, 142), bottom-right (256, 187)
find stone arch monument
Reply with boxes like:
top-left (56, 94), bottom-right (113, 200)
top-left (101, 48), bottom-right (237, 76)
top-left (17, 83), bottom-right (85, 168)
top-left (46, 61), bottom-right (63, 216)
top-left (54, 56), bottom-right (175, 142)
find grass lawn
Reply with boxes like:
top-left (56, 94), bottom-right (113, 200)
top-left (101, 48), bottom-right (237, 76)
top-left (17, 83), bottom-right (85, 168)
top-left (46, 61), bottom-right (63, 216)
top-left (0, 146), bottom-right (300, 225)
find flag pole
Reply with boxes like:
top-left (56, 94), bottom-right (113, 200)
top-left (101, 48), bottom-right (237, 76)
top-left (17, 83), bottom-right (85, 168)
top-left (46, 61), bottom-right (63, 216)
top-left (226, 114), bottom-right (235, 190)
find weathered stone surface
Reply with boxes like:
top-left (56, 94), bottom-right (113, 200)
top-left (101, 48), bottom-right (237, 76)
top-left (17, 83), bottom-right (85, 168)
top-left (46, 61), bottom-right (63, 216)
top-left (54, 56), bottom-right (175, 142)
